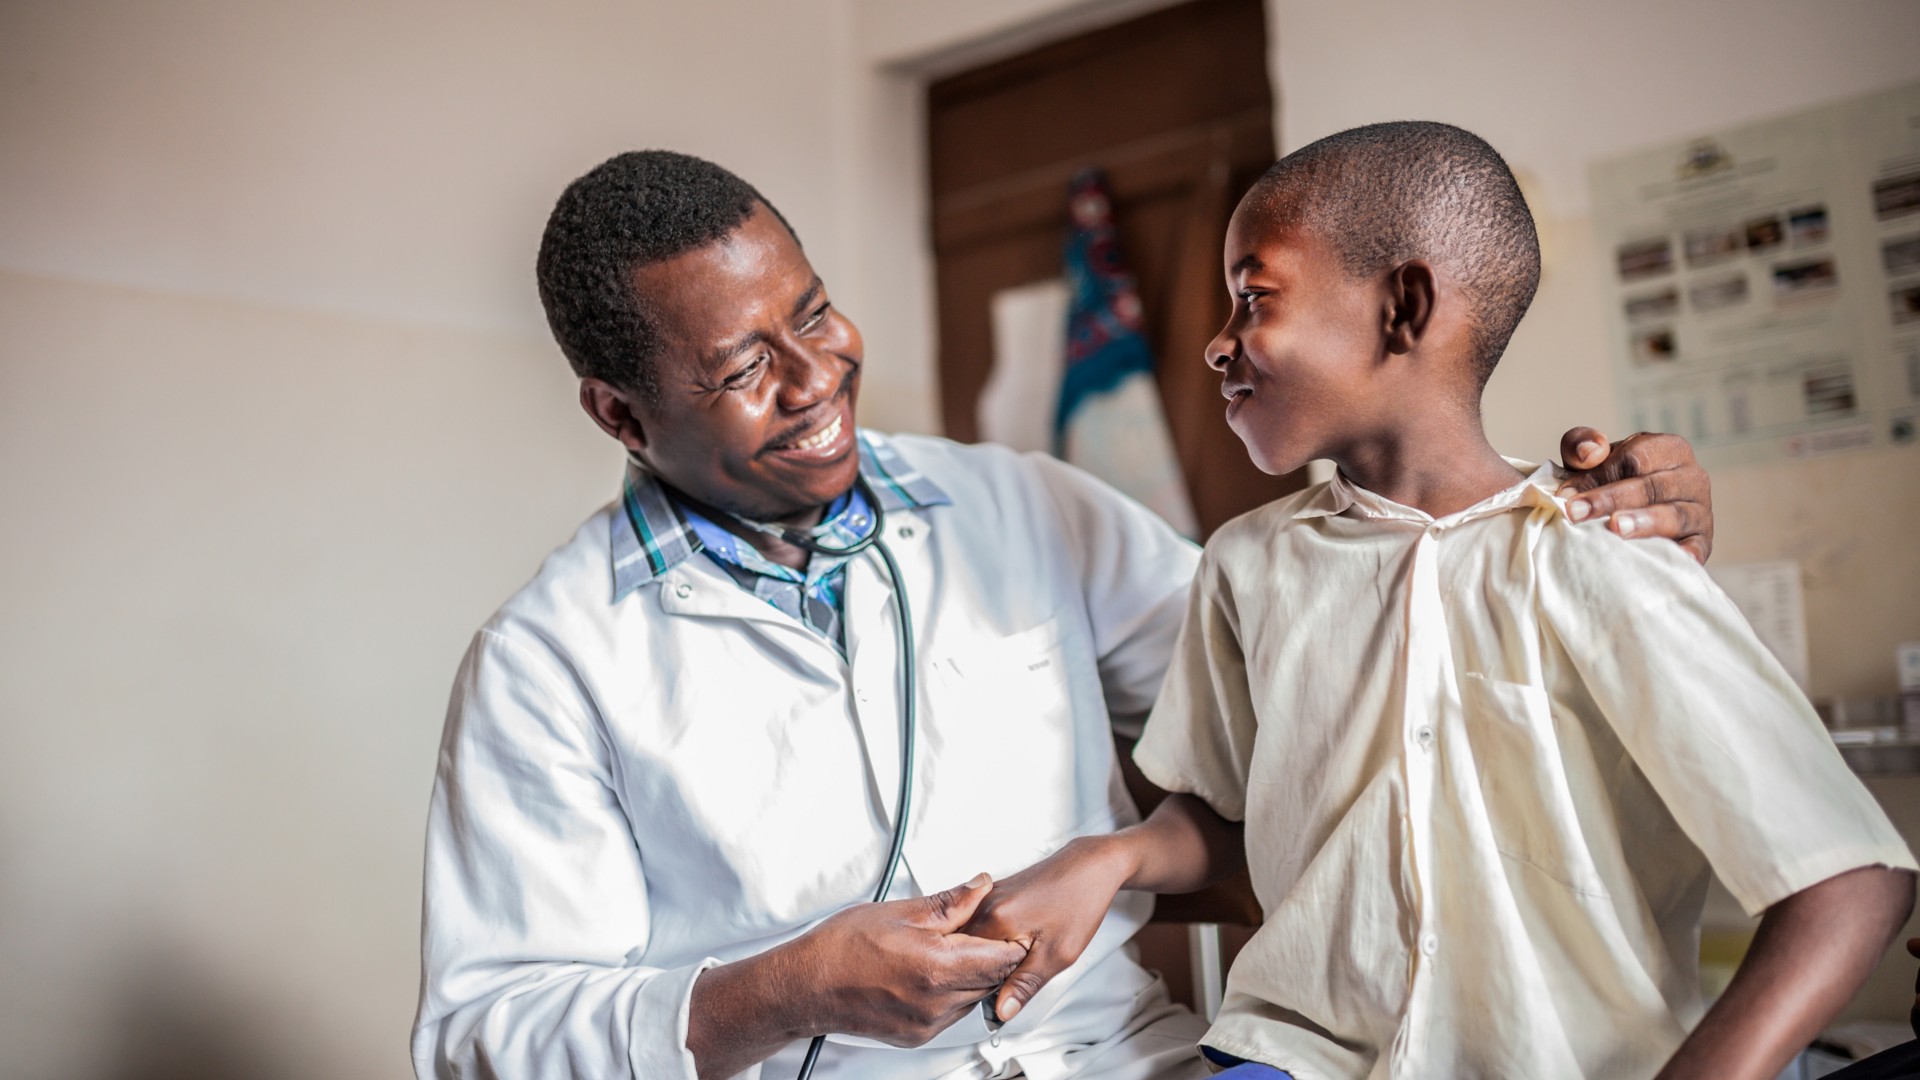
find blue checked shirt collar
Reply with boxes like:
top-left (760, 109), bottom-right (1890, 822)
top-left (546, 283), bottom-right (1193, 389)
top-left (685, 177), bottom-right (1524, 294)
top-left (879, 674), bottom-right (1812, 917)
top-left (609, 429), bottom-right (950, 601)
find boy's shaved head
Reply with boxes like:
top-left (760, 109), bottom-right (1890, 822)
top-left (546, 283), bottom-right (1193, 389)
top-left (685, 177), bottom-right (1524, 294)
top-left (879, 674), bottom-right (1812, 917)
top-left (1247, 121), bottom-right (1540, 383)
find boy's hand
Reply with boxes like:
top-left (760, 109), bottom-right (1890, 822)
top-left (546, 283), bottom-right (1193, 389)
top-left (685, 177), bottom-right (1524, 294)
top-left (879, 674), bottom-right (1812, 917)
top-left (959, 836), bottom-right (1133, 1024)
top-left (1555, 428), bottom-right (1714, 563)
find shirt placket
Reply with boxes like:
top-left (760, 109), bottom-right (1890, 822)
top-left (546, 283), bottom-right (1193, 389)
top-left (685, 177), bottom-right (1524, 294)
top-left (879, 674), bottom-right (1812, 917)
top-left (1391, 520), bottom-right (1449, 1076)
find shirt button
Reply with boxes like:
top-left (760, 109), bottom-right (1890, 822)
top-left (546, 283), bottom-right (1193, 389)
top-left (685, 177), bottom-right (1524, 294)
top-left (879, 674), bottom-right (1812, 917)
top-left (674, 583), bottom-right (693, 599)
top-left (1415, 726), bottom-right (1434, 750)
top-left (856, 689), bottom-right (870, 703)
top-left (897, 526), bottom-right (915, 539)
top-left (1421, 933), bottom-right (1439, 956)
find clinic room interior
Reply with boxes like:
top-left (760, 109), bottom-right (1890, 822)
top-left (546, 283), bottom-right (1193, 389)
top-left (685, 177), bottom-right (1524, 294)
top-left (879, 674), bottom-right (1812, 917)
top-left (4, 1), bottom-right (1920, 1078)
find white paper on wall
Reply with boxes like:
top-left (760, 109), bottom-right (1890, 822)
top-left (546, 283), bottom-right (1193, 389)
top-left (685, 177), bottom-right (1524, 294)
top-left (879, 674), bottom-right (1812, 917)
top-left (1709, 559), bottom-right (1811, 691)
top-left (982, 278), bottom-right (1070, 455)
top-left (1590, 80), bottom-right (1920, 465)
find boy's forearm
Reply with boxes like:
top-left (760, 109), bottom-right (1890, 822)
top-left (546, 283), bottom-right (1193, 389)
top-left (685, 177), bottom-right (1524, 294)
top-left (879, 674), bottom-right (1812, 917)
top-left (1104, 792), bottom-right (1245, 895)
top-left (1657, 865), bottom-right (1915, 1080)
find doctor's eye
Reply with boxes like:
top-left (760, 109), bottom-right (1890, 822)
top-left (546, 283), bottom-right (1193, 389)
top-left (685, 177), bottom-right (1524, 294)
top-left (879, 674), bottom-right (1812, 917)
top-left (724, 354), bottom-right (769, 389)
top-left (800, 302), bottom-right (831, 333)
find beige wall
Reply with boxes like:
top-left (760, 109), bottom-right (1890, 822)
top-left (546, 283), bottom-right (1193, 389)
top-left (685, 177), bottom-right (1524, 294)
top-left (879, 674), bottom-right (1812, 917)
top-left (0, 3), bottom-right (853, 1077)
top-left (0, 272), bottom-right (611, 1078)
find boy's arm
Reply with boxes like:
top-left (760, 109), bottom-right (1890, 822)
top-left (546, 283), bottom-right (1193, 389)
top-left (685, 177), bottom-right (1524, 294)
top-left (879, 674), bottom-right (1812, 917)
top-left (1657, 865), bottom-right (1914, 1080)
top-left (1540, 530), bottom-right (1917, 1073)
top-left (961, 794), bottom-right (1245, 1022)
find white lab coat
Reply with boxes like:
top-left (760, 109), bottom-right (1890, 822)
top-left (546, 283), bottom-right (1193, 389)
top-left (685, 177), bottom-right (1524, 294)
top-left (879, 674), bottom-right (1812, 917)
top-left (413, 433), bottom-right (1209, 1080)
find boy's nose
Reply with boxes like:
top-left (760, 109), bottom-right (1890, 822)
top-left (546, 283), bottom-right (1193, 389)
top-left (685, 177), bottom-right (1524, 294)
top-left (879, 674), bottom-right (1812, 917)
top-left (1205, 326), bottom-right (1237, 372)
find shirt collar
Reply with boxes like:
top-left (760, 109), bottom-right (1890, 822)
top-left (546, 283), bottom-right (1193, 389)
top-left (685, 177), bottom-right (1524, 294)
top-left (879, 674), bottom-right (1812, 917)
top-left (682, 485), bottom-right (870, 587)
top-left (1293, 458), bottom-right (1564, 527)
top-left (609, 429), bottom-right (951, 600)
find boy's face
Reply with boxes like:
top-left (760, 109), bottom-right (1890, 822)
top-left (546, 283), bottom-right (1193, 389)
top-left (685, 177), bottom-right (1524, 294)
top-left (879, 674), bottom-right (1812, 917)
top-left (1208, 202), bottom-right (1393, 476)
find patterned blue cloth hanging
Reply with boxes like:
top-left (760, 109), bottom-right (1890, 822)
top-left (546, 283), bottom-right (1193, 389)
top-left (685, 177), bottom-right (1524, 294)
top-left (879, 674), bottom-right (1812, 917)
top-left (1053, 169), bottom-right (1198, 536)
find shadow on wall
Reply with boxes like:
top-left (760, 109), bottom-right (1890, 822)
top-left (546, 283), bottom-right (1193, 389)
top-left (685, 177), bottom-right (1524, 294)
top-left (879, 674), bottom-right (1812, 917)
top-left (96, 950), bottom-right (297, 1080)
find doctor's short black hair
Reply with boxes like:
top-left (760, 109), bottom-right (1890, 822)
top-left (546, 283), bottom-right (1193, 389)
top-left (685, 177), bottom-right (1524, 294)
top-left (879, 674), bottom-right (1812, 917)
top-left (536, 150), bottom-right (795, 404)
top-left (1246, 121), bottom-right (1540, 385)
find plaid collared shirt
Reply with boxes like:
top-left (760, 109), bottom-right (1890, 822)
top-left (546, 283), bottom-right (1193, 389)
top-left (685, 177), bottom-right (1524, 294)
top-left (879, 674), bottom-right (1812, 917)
top-left (610, 430), bottom-right (951, 656)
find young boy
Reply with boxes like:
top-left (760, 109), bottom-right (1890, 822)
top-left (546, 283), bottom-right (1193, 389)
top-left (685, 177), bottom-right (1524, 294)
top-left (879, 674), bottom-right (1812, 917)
top-left (963, 122), bottom-right (1917, 1078)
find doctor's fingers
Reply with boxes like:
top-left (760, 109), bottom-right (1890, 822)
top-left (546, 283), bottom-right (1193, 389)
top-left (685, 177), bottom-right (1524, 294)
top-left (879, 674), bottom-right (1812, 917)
top-left (913, 873), bottom-right (998, 932)
top-left (930, 931), bottom-right (1029, 991)
top-left (1562, 474), bottom-right (1713, 563)
top-left (991, 938), bottom-right (1080, 1023)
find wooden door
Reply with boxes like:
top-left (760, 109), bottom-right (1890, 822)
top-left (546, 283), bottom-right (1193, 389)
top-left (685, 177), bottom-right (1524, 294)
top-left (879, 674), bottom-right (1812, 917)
top-left (926, 0), bottom-right (1305, 539)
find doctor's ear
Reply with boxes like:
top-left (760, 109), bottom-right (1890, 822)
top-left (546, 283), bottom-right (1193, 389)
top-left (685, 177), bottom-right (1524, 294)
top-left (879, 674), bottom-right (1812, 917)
top-left (1383, 260), bottom-right (1436, 356)
top-left (580, 378), bottom-right (650, 454)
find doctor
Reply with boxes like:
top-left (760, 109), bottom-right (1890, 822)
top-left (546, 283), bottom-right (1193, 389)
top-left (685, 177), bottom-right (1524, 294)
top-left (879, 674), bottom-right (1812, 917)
top-left (412, 151), bottom-right (1716, 1080)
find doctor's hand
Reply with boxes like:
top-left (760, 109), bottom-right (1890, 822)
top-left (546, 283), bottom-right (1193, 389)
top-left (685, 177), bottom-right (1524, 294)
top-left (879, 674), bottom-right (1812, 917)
top-left (960, 836), bottom-right (1134, 1025)
top-left (687, 875), bottom-right (1026, 1077)
top-left (792, 873), bottom-right (1029, 1048)
top-left (1556, 427), bottom-right (1714, 563)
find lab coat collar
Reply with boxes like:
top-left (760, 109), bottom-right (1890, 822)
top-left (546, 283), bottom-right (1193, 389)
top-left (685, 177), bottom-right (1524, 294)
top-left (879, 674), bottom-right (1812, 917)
top-left (610, 429), bottom-right (951, 601)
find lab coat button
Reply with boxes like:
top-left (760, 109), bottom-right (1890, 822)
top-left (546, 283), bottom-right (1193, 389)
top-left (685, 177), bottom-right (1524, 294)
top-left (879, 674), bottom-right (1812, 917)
top-left (674, 583), bottom-right (693, 599)
top-left (1421, 933), bottom-right (1439, 956)
top-left (897, 526), bottom-right (915, 539)
top-left (1415, 726), bottom-right (1434, 750)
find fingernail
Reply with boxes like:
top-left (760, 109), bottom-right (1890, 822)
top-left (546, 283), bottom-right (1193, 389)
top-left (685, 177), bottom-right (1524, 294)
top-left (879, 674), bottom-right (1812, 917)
top-left (1553, 483), bottom-right (1574, 497)
top-left (1616, 513), bottom-right (1638, 537)
top-left (1001, 998), bottom-right (1023, 1020)
top-left (966, 873), bottom-right (990, 889)
top-left (1567, 500), bottom-right (1590, 522)
top-left (1576, 440), bottom-right (1599, 462)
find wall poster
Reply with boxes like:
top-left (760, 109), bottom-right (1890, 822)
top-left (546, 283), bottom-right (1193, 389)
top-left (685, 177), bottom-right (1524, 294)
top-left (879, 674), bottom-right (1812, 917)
top-left (1591, 81), bottom-right (1920, 463)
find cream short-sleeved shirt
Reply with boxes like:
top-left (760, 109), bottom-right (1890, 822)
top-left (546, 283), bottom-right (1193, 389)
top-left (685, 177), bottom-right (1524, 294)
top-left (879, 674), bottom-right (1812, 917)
top-left (1135, 463), bottom-right (1914, 1080)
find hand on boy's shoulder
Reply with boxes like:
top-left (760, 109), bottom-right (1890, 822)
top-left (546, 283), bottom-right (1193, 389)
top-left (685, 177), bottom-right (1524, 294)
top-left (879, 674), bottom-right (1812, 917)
top-left (1554, 428), bottom-right (1714, 564)
top-left (1538, 482), bottom-right (1728, 631)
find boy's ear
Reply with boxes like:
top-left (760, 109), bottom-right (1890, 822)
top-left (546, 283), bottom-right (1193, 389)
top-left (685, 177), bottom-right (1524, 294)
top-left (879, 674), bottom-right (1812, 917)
top-left (1383, 260), bottom-right (1436, 356)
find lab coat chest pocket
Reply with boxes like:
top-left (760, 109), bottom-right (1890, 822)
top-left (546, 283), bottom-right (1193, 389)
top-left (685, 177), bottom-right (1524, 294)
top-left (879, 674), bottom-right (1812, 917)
top-left (925, 616), bottom-right (1087, 874)
top-left (1460, 673), bottom-right (1612, 899)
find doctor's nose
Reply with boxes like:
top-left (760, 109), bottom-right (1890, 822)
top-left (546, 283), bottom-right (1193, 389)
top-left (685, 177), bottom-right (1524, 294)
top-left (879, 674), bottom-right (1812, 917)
top-left (777, 348), bottom-right (842, 410)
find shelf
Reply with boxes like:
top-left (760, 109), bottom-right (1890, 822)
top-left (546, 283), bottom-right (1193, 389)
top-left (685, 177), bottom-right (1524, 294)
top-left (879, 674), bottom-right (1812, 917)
top-left (1833, 728), bottom-right (1920, 776)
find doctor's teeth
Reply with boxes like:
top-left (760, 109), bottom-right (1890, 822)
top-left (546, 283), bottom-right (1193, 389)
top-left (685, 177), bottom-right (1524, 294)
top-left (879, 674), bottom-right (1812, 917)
top-left (796, 415), bottom-right (842, 449)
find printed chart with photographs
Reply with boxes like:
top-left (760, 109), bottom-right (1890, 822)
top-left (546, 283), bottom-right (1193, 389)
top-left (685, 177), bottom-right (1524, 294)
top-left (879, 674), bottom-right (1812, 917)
top-left (1592, 80), bottom-right (1920, 462)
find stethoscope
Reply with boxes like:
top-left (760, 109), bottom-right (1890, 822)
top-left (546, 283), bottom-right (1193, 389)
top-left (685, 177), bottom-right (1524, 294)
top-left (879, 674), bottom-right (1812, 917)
top-left (661, 474), bottom-right (918, 1080)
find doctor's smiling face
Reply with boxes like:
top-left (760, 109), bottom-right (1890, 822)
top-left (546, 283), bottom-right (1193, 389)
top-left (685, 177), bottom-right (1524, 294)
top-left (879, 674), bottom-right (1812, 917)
top-left (585, 203), bottom-right (865, 526)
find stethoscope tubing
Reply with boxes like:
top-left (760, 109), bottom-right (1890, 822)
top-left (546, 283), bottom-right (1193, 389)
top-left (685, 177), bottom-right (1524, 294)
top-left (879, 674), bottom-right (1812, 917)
top-left (793, 524), bottom-right (914, 1080)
